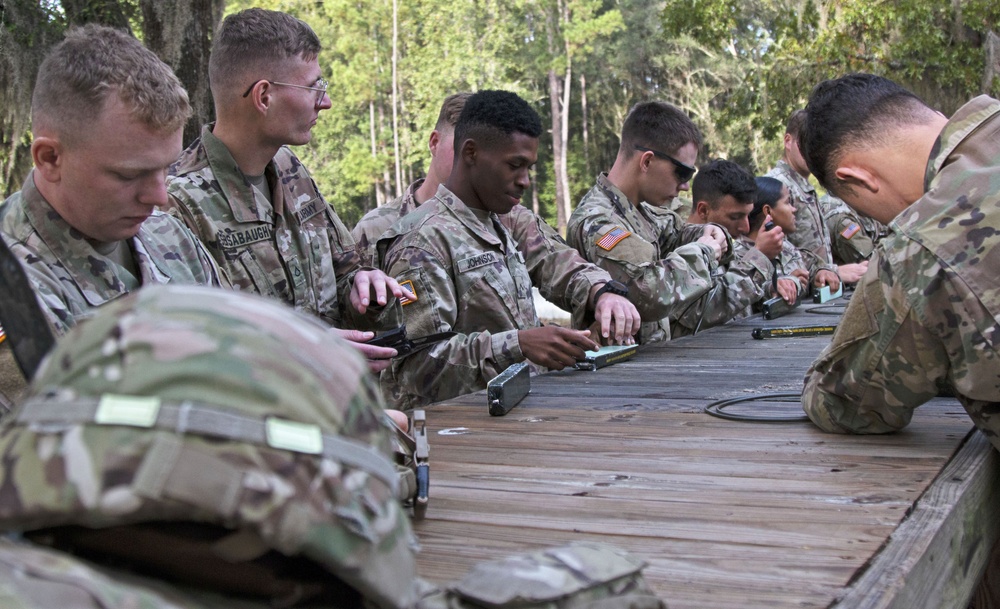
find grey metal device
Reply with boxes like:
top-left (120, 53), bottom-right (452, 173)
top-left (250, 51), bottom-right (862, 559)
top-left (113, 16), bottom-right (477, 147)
top-left (761, 295), bottom-right (799, 320)
top-left (487, 362), bottom-right (530, 416)
top-left (813, 284), bottom-right (844, 304)
top-left (575, 344), bottom-right (639, 371)
top-left (0, 235), bottom-right (56, 380)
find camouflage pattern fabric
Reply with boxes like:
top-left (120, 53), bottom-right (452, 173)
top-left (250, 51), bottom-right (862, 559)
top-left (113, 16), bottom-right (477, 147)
top-left (821, 194), bottom-right (887, 264)
top-left (357, 179), bottom-right (609, 330)
top-left (166, 124), bottom-right (396, 331)
top-left (416, 542), bottom-right (666, 609)
top-left (803, 95), bottom-right (1000, 452)
top-left (733, 238), bottom-right (835, 301)
top-left (377, 186), bottom-right (548, 410)
top-left (0, 285), bottom-right (420, 609)
top-left (766, 160), bottom-right (834, 265)
top-left (567, 174), bottom-right (771, 342)
top-left (0, 171), bottom-right (222, 336)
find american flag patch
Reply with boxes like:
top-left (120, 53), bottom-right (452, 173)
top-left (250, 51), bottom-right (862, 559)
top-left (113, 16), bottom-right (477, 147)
top-left (841, 223), bottom-right (861, 239)
top-left (597, 226), bottom-right (631, 251)
top-left (399, 279), bottom-right (417, 306)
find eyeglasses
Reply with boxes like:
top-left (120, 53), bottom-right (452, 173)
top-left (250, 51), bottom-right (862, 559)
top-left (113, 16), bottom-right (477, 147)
top-left (242, 78), bottom-right (329, 105)
top-left (634, 145), bottom-right (697, 183)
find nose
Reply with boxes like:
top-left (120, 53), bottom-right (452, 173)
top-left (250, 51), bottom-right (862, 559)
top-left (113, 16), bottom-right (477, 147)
top-left (740, 217), bottom-right (750, 236)
top-left (139, 172), bottom-right (169, 208)
top-left (516, 168), bottom-right (531, 190)
top-left (678, 180), bottom-right (691, 192)
top-left (317, 91), bottom-right (332, 110)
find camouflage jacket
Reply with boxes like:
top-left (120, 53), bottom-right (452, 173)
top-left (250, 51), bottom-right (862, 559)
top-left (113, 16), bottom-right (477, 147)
top-left (567, 174), bottom-right (772, 342)
top-left (166, 124), bottom-right (394, 330)
top-left (822, 194), bottom-right (887, 264)
top-left (803, 95), bottom-right (1000, 452)
top-left (766, 160), bottom-right (833, 265)
top-left (0, 172), bottom-right (221, 335)
top-left (378, 186), bottom-right (608, 409)
top-left (357, 179), bottom-right (609, 330)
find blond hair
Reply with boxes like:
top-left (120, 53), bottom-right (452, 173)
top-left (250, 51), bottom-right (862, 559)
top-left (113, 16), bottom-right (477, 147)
top-left (435, 92), bottom-right (472, 131)
top-left (31, 24), bottom-right (190, 142)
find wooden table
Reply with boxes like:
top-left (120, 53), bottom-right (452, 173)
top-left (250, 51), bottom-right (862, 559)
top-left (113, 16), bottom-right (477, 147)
top-left (412, 301), bottom-right (1000, 609)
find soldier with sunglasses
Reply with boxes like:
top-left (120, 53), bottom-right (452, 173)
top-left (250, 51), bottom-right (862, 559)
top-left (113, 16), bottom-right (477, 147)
top-left (567, 101), bottom-right (773, 343)
top-left (166, 9), bottom-right (410, 371)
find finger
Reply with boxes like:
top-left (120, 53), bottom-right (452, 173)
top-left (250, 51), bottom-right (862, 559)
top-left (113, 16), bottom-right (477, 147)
top-left (371, 275), bottom-right (389, 306)
top-left (367, 358), bottom-right (392, 374)
top-left (353, 272), bottom-right (373, 311)
top-left (597, 301), bottom-right (612, 340)
top-left (353, 342), bottom-right (398, 360)
top-left (334, 328), bottom-right (375, 343)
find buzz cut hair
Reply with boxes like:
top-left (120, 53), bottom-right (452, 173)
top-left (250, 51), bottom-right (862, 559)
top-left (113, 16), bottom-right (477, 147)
top-left (784, 109), bottom-right (807, 139)
top-left (31, 24), bottom-right (190, 144)
top-left (619, 101), bottom-right (702, 161)
top-left (435, 92), bottom-right (472, 131)
top-left (452, 90), bottom-right (543, 153)
top-left (691, 159), bottom-right (757, 211)
top-left (209, 8), bottom-right (322, 98)
top-left (801, 73), bottom-right (934, 193)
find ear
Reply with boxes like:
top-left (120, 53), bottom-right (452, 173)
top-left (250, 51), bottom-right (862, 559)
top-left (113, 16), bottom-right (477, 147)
top-left (694, 200), bottom-right (710, 221)
top-left (246, 81), bottom-right (273, 114)
top-left (31, 136), bottom-right (63, 184)
top-left (427, 130), bottom-right (441, 155)
top-left (458, 138), bottom-right (477, 166)
top-left (833, 165), bottom-right (879, 194)
top-left (637, 151), bottom-right (654, 173)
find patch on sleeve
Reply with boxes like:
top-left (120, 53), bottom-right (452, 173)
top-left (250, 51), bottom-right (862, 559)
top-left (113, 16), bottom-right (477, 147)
top-left (841, 223), bottom-right (861, 240)
top-left (596, 226), bottom-right (632, 251)
top-left (399, 279), bottom-right (417, 306)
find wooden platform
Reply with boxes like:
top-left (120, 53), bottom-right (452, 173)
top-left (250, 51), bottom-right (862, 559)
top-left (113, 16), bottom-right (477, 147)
top-left (412, 301), bottom-right (1000, 609)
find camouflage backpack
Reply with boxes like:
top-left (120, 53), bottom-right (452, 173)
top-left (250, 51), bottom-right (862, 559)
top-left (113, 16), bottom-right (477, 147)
top-left (0, 285), bottom-right (421, 609)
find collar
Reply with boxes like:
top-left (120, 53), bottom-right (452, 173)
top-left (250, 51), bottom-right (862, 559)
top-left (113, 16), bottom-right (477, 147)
top-left (925, 96), bottom-right (1000, 190)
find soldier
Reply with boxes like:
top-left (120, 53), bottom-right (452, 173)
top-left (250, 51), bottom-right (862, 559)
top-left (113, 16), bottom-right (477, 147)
top-left (0, 284), bottom-right (665, 608)
top-left (356, 93), bottom-right (634, 337)
top-left (821, 193), bottom-right (887, 264)
top-left (798, 73), bottom-right (1000, 451)
top-left (377, 90), bottom-right (640, 410)
top-left (567, 102), bottom-right (773, 342)
top-left (166, 8), bottom-right (406, 369)
top-left (0, 25), bottom-right (221, 337)
top-left (765, 110), bottom-right (868, 285)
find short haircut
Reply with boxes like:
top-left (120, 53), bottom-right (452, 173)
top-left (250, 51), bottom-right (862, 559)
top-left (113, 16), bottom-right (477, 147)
top-left (749, 176), bottom-right (785, 229)
top-left (619, 101), bottom-right (702, 160)
top-left (435, 92), bottom-right (472, 131)
top-left (31, 24), bottom-right (190, 143)
top-left (209, 8), bottom-right (322, 97)
top-left (801, 73), bottom-right (933, 192)
top-left (453, 90), bottom-right (543, 153)
top-left (691, 159), bottom-right (757, 211)
top-left (785, 109), bottom-right (807, 139)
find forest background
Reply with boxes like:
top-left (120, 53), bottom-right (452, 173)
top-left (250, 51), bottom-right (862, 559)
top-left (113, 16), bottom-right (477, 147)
top-left (3, 0), bottom-right (1000, 233)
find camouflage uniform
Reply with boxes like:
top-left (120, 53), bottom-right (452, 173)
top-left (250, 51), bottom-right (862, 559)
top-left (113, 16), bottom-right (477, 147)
top-left (766, 160), bottom-right (833, 265)
top-left (377, 185), bottom-right (608, 410)
top-left (167, 124), bottom-right (394, 330)
top-left (567, 174), bottom-right (772, 342)
top-left (822, 194), bottom-right (887, 264)
top-left (356, 179), bottom-right (608, 329)
top-left (0, 284), bottom-right (667, 608)
top-left (802, 96), bottom-right (1000, 452)
top-left (0, 172), bottom-right (221, 335)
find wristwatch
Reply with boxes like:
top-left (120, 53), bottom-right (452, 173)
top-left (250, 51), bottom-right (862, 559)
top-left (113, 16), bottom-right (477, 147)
top-left (594, 280), bottom-right (629, 300)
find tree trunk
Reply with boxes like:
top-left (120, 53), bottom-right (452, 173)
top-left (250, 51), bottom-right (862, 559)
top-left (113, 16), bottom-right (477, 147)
top-left (983, 31), bottom-right (1000, 94)
top-left (548, 69), bottom-right (568, 235)
top-left (390, 0), bottom-right (403, 198)
top-left (139, 0), bottom-right (224, 147)
top-left (370, 100), bottom-right (384, 208)
top-left (559, 61), bottom-right (572, 226)
top-left (580, 72), bottom-right (590, 178)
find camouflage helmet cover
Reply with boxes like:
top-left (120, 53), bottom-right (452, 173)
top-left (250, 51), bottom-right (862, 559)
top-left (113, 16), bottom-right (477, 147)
top-left (0, 285), bottom-right (418, 609)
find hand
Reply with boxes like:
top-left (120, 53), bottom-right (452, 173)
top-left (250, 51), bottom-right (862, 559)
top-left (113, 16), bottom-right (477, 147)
top-left (813, 269), bottom-right (841, 293)
top-left (591, 290), bottom-right (640, 345)
top-left (351, 269), bottom-right (416, 314)
top-left (696, 225), bottom-right (724, 261)
top-left (835, 261), bottom-right (869, 284)
top-left (331, 328), bottom-right (397, 373)
top-left (518, 326), bottom-right (598, 370)
top-left (385, 409), bottom-right (409, 433)
top-left (791, 268), bottom-right (810, 291)
top-left (754, 215), bottom-right (784, 259)
top-left (776, 277), bottom-right (798, 304)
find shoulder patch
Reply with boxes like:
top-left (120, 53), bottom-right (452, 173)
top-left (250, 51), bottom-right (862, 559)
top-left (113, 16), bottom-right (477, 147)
top-left (597, 226), bottom-right (631, 251)
top-left (399, 279), bottom-right (417, 305)
top-left (457, 251), bottom-right (500, 273)
top-left (841, 223), bottom-right (861, 240)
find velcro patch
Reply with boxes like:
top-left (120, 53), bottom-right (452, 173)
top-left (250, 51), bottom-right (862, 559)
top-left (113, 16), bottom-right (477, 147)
top-left (841, 223), bottom-right (861, 240)
top-left (458, 252), bottom-right (499, 273)
top-left (399, 279), bottom-right (417, 306)
top-left (596, 226), bottom-right (631, 251)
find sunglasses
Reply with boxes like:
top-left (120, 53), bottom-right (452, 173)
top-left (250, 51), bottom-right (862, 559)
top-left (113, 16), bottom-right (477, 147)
top-left (634, 145), bottom-right (697, 183)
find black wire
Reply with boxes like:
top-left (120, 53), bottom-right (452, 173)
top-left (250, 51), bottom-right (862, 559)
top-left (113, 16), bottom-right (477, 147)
top-left (704, 392), bottom-right (809, 422)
